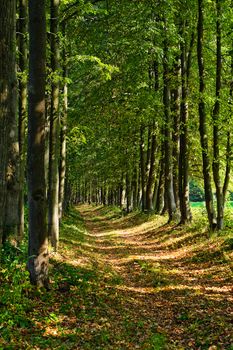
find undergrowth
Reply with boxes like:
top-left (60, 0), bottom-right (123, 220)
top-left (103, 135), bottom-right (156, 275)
top-left (0, 205), bottom-right (232, 349)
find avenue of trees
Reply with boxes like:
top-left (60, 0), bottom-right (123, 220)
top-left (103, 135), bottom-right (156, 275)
top-left (0, 0), bottom-right (233, 287)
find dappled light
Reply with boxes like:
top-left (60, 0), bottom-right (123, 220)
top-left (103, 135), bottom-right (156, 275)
top-left (0, 205), bottom-right (232, 349)
top-left (1, 0), bottom-right (233, 349)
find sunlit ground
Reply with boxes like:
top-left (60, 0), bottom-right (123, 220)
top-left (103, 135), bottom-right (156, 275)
top-left (0, 204), bottom-right (232, 349)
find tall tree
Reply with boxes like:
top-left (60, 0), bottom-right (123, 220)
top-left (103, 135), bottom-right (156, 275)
top-left (171, 59), bottom-right (180, 209)
top-left (140, 125), bottom-right (146, 211)
top-left (163, 18), bottom-right (177, 222)
top-left (18, 0), bottom-right (28, 241)
top-left (179, 25), bottom-right (194, 224)
top-left (3, 0), bottom-right (19, 243)
top-left (0, 0), bottom-right (17, 246)
top-left (145, 125), bottom-right (158, 211)
top-left (27, 0), bottom-right (49, 287)
top-left (197, 0), bottom-right (216, 230)
top-left (212, 0), bottom-right (223, 230)
top-left (58, 22), bottom-right (67, 220)
top-left (48, 0), bottom-right (60, 251)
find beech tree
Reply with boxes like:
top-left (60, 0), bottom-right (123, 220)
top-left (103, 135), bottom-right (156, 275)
top-left (48, 0), bottom-right (60, 251)
top-left (197, 0), bottom-right (216, 230)
top-left (18, 0), bottom-right (28, 241)
top-left (0, 0), bottom-right (17, 246)
top-left (27, 0), bottom-right (49, 287)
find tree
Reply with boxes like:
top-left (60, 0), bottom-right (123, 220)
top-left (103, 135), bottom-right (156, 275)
top-left (212, 0), bottom-right (223, 229)
top-left (58, 22), bottom-right (68, 220)
top-left (0, 0), bottom-right (17, 246)
top-left (197, 0), bottom-right (216, 230)
top-left (48, 0), bottom-right (60, 251)
top-left (179, 11), bottom-right (195, 224)
top-left (18, 0), bottom-right (28, 241)
top-left (27, 0), bottom-right (49, 287)
top-left (163, 17), bottom-right (177, 222)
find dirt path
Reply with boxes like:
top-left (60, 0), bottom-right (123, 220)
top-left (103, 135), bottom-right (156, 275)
top-left (77, 205), bottom-right (233, 349)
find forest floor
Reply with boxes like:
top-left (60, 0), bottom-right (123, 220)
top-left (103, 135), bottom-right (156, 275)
top-left (0, 205), bottom-right (233, 349)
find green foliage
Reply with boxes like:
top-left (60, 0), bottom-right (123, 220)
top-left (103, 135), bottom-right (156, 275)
top-left (189, 180), bottom-right (205, 202)
top-left (0, 242), bottom-right (35, 342)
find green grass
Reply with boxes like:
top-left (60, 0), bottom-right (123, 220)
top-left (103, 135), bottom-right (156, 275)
top-left (191, 201), bottom-right (233, 208)
top-left (190, 201), bottom-right (205, 208)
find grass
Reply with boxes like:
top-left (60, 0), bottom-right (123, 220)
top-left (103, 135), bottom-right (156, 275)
top-left (191, 201), bottom-right (233, 208)
top-left (0, 205), bottom-right (232, 349)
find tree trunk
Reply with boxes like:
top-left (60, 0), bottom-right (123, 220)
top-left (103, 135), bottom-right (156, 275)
top-left (0, 0), bottom-right (17, 246)
top-left (223, 30), bottom-right (233, 205)
top-left (126, 172), bottom-right (132, 212)
top-left (171, 62), bottom-right (180, 209)
top-left (212, 0), bottom-right (223, 230)
top-left (2, 0), bottom-right (19, 243)
top-left (179, 28), bottom-right (194, 224)
top-left (145, 129), bottom-right (158, 211)
top-left (58, 27), bottom-right (67, 219)
top-left (197, 0), bottom-right (216, 230)
top-left (223, 132), bottom-right (231, 205)
top-left (145, 126), bottom-right (152, 186)
top-left (155, 151), bottom-right (165, 214)
top-left (132, 164), bottom-right (139, 210)
top-left (48, 0), bottom-right (60, 251)
top-left (140, 126), bottom-right (146, 211)
top-left (27, 0), bottom-right (49, 287)
top-left (118, 181), bottom-right (123, 208)
top-left (17, 0), bottom-right (27, 242)
top-left (163, 21), bottom-right (177, 222)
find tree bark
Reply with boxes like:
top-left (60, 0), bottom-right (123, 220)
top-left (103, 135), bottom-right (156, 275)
top-left (155, 147), bottom-right (165, 214)
top-left (17, 0), bottom-right (28, 242)
top-left (2, 0), bottom-right (19, 243)
top-left (27, 0), bottom-right (49, 287)
top-left (171, 61), bottom-right (180, 210)
top-left (197, 0), bottom-right (216, 230)
top-left (179, 28), bottom-right (194, 224)
top-left (140, 125), bottom-right (146, 211)
top-left (48, 0), bottom-right (60, 251)
top-left (59, 23), bottom-right (68, 219)
top-left (0, 0), bottom-right (17, 246)
top-left (163, 21), bottom-right (177, 222)
top-left (132, 164), bottom-right (139, 210)
top-left (212, 0), bottom-right (223, 230)
top-left (223, 25), bottom-right (233, 205)
top-left (126, 172), bottom-right (132, 212)
top-left (145, 129), bottom-right (158, 211)
top-left (223, 132), bottom-right (231, 205)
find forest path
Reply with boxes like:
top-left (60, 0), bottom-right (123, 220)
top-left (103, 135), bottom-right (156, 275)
top-left (75, 204), bottom-right (233, 349)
